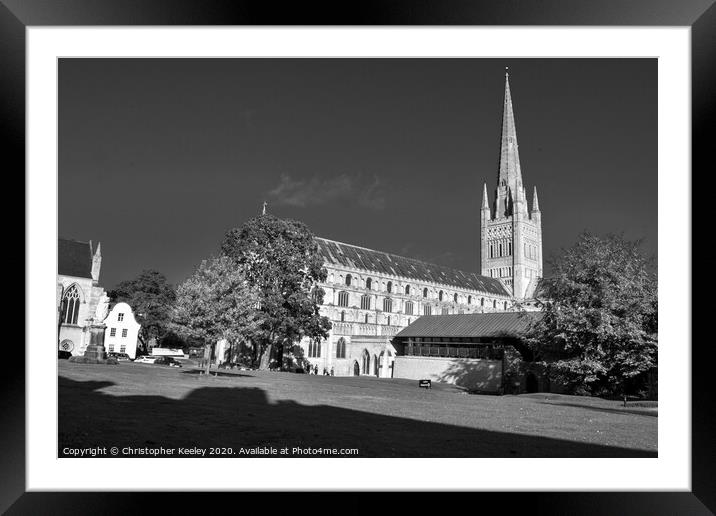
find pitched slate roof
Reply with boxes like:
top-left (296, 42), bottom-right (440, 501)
top-left (394, 311), bottom-right (542, 339)
top-left (316, 237), bottom-right (510, 297)
top-left (58, 238), bottom-right (93, 278)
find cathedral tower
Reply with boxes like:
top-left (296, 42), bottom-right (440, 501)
top-left (481, 69), bottom-right (543, 299)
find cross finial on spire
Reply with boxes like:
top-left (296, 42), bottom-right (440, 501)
top-left (505, 66), bottom-right (509, 77)
top-left (262, 201), bottom-right (268, 215)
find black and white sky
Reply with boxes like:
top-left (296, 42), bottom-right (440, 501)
top-left (59, 58), bottom-right (657, 289)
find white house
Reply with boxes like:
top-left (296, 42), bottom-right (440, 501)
top-left (103, 302), bottom-right (141, 359)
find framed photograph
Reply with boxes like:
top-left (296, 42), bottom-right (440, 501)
top-left (8, 0), bottom-right (712, 512)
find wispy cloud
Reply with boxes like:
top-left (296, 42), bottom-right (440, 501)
top-left (267, 173), bottom-right (386, 211)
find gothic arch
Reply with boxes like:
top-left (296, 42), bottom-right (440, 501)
top-left (60, 283), bottom-right (84, 325)
top-left (361, 349), bottom-right (370, 375)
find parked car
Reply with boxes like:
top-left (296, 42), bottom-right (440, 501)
top-left (134, 356), bottom-right (158, 364)
top-left (154, 356), bottom-right (182, 368)
top-left (107, 352), bottom-right (132, 361)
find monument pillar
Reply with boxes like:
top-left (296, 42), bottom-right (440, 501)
top-left (83, 318), bottom-right (107, 360)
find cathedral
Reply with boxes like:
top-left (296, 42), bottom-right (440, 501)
top-left (300, 70), bottom-right (544, 379)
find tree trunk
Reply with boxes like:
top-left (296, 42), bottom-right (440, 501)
top-left (259, 343), bottom-right (273, 370)
top-left (275, 342), bottom-right (285, 371)
top-left (204, 343), bottom-right (212, 376)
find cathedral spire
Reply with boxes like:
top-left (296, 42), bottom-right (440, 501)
top-left (532, 186), bottom-right (540, 212)
top-left (497, 67), bottom-right (523, 194)
top-left (481, 182), bottom-right (489, 211)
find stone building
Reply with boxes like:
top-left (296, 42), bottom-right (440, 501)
top-left (299, 71), bottom-right (544, 378)
top-left (57, 238), bottom-right (106, 356)
top-left (480, 69), bottom-right (543, 299)
top-left (392, 311), bottom-right (545, 393)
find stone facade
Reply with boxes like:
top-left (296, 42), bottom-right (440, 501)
top-left (297, 71), bottom-right (543, 378)
top-left (393, 355), bottom-right (503, 392)
top-left (57, 239), bottom-right (106, 356)
top-left (300, 239), bottom-right (514, 377)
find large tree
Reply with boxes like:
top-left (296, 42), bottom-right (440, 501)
top-left (108, 270), bottom-right (176, 352)
top-left (524, 233), bottom-right (657, 400)
top-left (171, 256), bottom-right (260, 375)
top-left (221, 214), bottom-right (331, 369)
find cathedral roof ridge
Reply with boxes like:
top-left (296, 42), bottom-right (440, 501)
top-left (315, 236), bottom-right (511, 297)
top-left (59, 236), bottom-right (91, 245)
top-left (317, 236), bottom-right (468, 274)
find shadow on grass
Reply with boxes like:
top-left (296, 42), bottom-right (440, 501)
top-left (539, 401), bottom-right (658, 418)
top-left (58, 376), bottom-right (656, 458)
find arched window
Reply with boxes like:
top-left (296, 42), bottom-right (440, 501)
top-left (439, 290), bottom-right (444, 301)
top-left (453, 293), bottom-right (459, 303)
top-left (361, 350), bottom-right (370, 375)
top-left (493, 300), bottom-right (497, 309)
top-left (338, 291), bottom-right (349, 307)
top-left (468, 295), bottom-right (472, 305)
top-left (366, 278), bottom-right (372, 290)
top-left (61, 285), bottom-right (81, 325)
top-left (504, 301), bottom-right (508, 310)
top-left (481, 297), bottom-right (485, 307)
top-left (383, 298), bottom-right (393, 313)
top-left (308, 339), bottom-right (322, 358)
top-left (387, 315), bottom-right (391, 326)
top-left (405, 301), bottom-right (414, 316)
top-left (345, 274), bottom-right (352, 286)
top-left (340, 310), bottom-right (345, 322)
top-left (423, 288), bottom-right (428, 298)
top-left (423, 305), bottom-right (432, 316)
top-left (360, 294), bottom-right (371, 310)
top-left (364, 314), bottom-right (369, 324)
top-left (386, 281), bottom-right (392, 293)
top-left (405, 285), bottom-right (410, 295)
top-left (336, 337), bottom-right (346, 359)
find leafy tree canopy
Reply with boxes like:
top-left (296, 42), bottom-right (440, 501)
top-left (171, 255), bottom-right (260, 350)
top-left (524, 232), bottom-right (657, 396)
top-left (108, 270), bottom-right (176, 346)
top-left (221, 214), bottom-right (331, 366)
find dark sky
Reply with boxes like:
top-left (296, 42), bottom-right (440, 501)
top-left (59, 58), bottom-right (657, 289)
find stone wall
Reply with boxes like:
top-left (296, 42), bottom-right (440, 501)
top-left (393, 355), bottom-right (503, 392)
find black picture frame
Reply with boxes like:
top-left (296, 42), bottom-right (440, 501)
top-left (6, 0), bottom-right (712, 513)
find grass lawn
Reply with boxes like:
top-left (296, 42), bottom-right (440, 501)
top-left (58, 360), bottom-right (657, 457)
